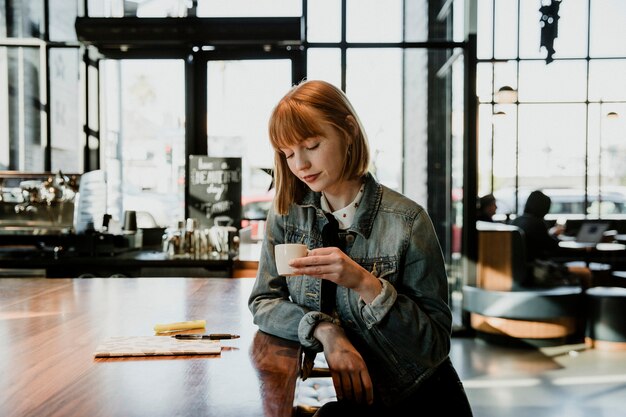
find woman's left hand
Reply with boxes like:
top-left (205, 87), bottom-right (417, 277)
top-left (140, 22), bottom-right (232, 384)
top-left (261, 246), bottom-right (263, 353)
top-left (314, 322), bottom-right (374, 405)
top-left (289, 247), bottom-right (382, 303)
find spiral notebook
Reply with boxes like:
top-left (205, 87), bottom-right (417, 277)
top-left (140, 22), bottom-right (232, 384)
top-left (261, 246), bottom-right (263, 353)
top-left (94, 336), bottom-right (221, 358)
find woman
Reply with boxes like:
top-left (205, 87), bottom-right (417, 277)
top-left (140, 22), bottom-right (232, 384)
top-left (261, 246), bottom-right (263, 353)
top-left (248, 80), bottom-right (472, 416)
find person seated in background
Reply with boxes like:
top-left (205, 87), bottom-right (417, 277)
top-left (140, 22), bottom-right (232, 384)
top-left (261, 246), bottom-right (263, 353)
top-left (511, 190), bottom-right (590, 288)
top-left (477, 194), bottom-right (497, 222)
top-left (511, 190), bottom-right (561, 261)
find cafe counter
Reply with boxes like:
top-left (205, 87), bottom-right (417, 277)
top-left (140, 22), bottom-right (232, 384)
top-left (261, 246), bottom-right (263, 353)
top-left (0, 231), bottom-right (262, 278)
top-left (0, 277), bottom-right (300, 417)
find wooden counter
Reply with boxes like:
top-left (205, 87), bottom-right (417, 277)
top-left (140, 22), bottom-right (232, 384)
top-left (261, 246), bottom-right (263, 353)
top-left (0, 277), bottom-right (301, 417)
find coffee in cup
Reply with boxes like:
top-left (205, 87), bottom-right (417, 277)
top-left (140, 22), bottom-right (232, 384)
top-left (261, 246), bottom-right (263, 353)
top-left (275, 243), bottom-right (308, 276)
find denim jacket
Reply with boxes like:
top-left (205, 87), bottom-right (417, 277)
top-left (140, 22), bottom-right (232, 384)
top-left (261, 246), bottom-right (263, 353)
top-left (248, 173), bottom-right (452, 406)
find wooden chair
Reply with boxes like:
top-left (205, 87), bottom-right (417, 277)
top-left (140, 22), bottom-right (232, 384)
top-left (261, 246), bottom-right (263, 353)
top-left (476, 222), bottom-right (528, 291)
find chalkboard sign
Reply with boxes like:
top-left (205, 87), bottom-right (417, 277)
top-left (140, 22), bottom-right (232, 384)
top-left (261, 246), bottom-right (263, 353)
top-left (188, 156), bottom-right (242, 229)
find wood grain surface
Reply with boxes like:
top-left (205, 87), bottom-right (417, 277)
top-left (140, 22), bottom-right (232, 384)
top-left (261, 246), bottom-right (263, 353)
top-left (0, 277), bottom-right (300, 417)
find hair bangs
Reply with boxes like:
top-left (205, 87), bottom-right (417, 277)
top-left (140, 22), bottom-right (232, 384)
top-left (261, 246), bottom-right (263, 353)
top-left (269, 100), bottom-right (324, 150)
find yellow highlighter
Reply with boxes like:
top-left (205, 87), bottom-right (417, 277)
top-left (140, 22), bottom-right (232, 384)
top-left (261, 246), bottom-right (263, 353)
top-left (154, 319), bottom-right (206, 334)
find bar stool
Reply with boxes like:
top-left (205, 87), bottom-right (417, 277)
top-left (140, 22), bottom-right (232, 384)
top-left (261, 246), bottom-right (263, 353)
top-left (585, 287), bottom-right (626, 351)
top-left (294, 353), bottom-right (336, 416)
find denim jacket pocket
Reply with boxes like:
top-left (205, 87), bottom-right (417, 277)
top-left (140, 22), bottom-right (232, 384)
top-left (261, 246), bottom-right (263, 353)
top-left (283, 229), bottom-right (309, 245)
top-left (362, 259), bottom-right (398, 283)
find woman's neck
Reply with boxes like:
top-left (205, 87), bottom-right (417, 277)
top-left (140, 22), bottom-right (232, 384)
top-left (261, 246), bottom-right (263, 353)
top-left (322, 178), bottom-right (363, 212)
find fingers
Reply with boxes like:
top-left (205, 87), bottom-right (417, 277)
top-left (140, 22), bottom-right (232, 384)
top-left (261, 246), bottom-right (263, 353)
top-left (289, 249), bottom-right (343, 267)
top-left (331, 371), bottom-right (343, 401)
top-left (361, 370), bottom-right (374, 405)
top-left (288, 250), bottom-right (352, 282)
top-left (331, 370), bottom-right (374, 405)
top-left (307, 247), bottom-right (340, 256)
top-left (289, 263), bottom-right (337, 279)
top-left (349, 370), bottom-right (374, 405)
top-left (289, 255), bottom-right (340, 273)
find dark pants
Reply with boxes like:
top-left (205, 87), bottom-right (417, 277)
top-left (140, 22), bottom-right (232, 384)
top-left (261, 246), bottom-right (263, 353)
top-left (313, 358), bottom-right (473, 417)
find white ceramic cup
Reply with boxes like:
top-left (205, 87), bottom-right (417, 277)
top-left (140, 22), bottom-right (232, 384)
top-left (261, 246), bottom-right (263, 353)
top-left (275, 243), bottom-right (308, 276)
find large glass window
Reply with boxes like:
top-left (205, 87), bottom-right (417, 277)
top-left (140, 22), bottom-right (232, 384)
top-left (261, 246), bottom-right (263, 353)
top-left (100, 59), bottom-right (185, 228)
top-left (519, 0), bottom-right (588, 59)
top-left (346, 0), bottom-right (403, 43)
top-left (206, 59), bottom-right (292, 199)
top-left (50, 47), bottom-right (82, 172)
top-left (307, 0), bottom-right (341, 42)
top-left (307, 48), bottom-right (341, 86)
top-left (346, 49), bottom-right (403, 190)
top-left (517, 104), bottom-right (587, 191)
top-left (0, 46), bottom-right (44, 171)
top-left (49, 0), bottom-right (80, 41)
top-left (478, 0), bottom-right (626, 220)
top-left (197, 0), bottom-right (301, 17)
top-left (1, 0), bottom-right (83, 172)
top-left (590, 0), bottom-right (626, 57)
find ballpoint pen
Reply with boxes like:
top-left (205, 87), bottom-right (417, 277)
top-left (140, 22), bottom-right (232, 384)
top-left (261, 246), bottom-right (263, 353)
top-left (172, 334), bottom-right (240, 340)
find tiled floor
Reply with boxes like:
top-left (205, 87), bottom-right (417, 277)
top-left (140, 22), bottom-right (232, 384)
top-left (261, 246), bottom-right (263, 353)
top-left (447, 288), bottom-right (626, 417)
top-left (293, 286), bottom-right (626, 416)
top-left (450, 336), bottom-right (626, 417)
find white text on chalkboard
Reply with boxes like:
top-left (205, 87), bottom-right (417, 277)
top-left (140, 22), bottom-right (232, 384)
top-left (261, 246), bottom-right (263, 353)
top-left (191, 169), bottom-right (241, 185)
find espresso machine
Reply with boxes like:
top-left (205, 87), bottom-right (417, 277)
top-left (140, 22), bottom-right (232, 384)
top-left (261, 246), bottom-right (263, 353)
top-left (0, 171), bottom-right (134, 259)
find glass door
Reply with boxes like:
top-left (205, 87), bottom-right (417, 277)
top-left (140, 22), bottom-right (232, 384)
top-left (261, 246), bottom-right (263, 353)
top-left (100, 59), bottom-right (186, 229)
top-left (206, 59), bottom-right (292, 203)
top-left (100, 55), bottom-right (298, 231)
top-left (194, 57), bottom-right (295, 241)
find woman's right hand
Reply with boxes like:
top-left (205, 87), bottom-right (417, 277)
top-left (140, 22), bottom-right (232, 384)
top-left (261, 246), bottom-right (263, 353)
top-left (313, 321), bottom-right (374, 405)
top-left (289, 247), bottom-right (382, 303)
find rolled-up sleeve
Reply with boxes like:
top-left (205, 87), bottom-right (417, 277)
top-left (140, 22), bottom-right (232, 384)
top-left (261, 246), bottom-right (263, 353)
top-left (297, 311), bottom-right (340, 350)
top-left (248, 208), bottom-right (312, 342)
top-left (358, 279), bottom-right (397, 328)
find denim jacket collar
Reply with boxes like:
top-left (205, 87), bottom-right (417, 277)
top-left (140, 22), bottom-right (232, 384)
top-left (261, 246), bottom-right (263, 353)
top-left (297, 172), bottom-right (382, 240)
